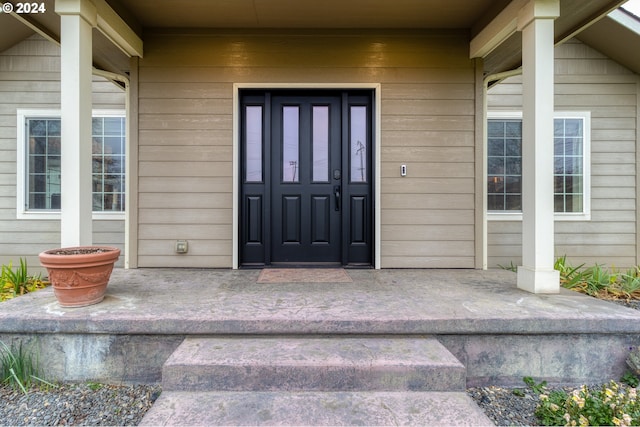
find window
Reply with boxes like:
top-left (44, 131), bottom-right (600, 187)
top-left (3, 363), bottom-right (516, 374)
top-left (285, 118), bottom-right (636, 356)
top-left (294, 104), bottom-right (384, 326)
top-left (17, 110), bottom-right (126, 219)
top-left (487, 112), bottom-right (590, 220)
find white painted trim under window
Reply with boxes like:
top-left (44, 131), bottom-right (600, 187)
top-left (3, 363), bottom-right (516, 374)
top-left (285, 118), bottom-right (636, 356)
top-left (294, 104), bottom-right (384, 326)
top-left (486, 110), bottom-right (591, 221)
top-left (232, 83), bottom-right (382, 269)
top-left (16, 108), bottom-right (126, 220)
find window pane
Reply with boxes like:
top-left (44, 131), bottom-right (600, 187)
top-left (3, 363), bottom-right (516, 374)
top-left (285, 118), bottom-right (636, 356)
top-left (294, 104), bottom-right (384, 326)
top-left (488, 194), bottom-right (504, 211)
top-left (505, 176), bottom-right (521, 193)
top-left (505, 121), bottom-right (521, 137)
top-left (564, 119), bottom-right (582, 137)
top-left (30, 120), bottom-right (47, 136)
top-left (565, 175), bottom-right (583, 193)
top-left (245, 106), bottom-right (263, 182)
top-left (32, 137), bottom-right (46, 155)
top-left (565, 194), bottom-right (582, 213)
top-left (91, 116), bottom-right (126, 212)
top-left (554, 194), bottom-right (565, 212)
top-left (505, 157), bottom-right (521, 175)
top-left (47, 120), bottom-right (61, 136)
top-left (26, 118), bottom-right (61, 210)
top-left (505, 139), bottom-right (521, 156)
top-left (350, 106), bottom-right (367, 182)
top-left (312, 106), bottom-right (329, 182)
top-left (565, 156), bottom-right (582, 174)
top-left (104, 137), bottom-right (123, 155)
top-left (282, 106), bottom-right (299, 183)
top-left (488, 176), bottom-right (504, 193)
top-left (487, 121), bottom-right (504, 138)
top-left (104, 117), bottom-right (123, 135)
top-left (487, 119), bottom-right (522, 212)
top-left (554, 138), bottom-right (564, 155)
top-left (553, 118), bottom-right (585, 213)
top-left (488, 139), bottom-right (504, 156)
top-left (565, 138), bottom-right (582, 155)
top-left (488, 157), bottom-right (504, 174)
top-left (554, 176), bottom-right (564, 193)
top-left (505, 195), bottom-right (522, 210)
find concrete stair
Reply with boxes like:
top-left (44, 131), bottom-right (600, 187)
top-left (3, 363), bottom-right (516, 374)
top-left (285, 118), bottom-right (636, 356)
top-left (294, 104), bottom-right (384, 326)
top-left (140, 336), bottom-right (493, 426)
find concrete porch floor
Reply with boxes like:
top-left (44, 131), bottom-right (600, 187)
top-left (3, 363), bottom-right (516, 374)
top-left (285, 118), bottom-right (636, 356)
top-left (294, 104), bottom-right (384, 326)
top-left (1, 268), bottom-right (640, 387)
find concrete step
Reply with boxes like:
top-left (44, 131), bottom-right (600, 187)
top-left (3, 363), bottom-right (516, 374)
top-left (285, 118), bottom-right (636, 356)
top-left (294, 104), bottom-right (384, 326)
top-left (140, 390), bottom-right (493, 426)
top-left (162, 336), bottom-right (466, 392)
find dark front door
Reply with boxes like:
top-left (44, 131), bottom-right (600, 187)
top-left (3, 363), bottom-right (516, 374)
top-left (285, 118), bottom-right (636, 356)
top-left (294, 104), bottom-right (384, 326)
top-left (240, 90), bottom-right (373, 267)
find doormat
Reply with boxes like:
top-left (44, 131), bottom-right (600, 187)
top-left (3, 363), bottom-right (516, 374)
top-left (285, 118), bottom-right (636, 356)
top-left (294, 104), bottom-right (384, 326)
top-left (257, 268), bottom-right (353, 283)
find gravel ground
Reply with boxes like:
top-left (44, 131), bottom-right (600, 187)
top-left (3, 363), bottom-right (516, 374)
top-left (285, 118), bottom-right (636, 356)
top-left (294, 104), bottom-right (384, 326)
top-left (468, 385), bottom-right (540, 426)
top-left (0, 383), bottom-right (160, 426)
top-left (0, 299), bottom-right (637, 426)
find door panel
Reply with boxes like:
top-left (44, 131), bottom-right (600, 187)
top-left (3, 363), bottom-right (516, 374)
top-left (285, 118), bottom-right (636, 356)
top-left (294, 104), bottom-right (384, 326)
top-left (271, 95), bottom-right (342, 263)
top-left (239, 90), bottom-right (373, 267)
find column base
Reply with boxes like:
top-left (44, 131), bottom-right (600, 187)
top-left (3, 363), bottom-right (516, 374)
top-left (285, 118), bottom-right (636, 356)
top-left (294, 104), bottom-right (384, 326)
top-left (517, 266), bottom-right (560, 294)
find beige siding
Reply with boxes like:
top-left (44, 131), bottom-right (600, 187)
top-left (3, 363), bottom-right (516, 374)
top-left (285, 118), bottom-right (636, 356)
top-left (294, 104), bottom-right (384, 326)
top-left (138, 30), bottom-right (477, 268)
top-left (0, 35), bottom-right (126, 270)
top-left (487, 39), bottom-right (639, 268)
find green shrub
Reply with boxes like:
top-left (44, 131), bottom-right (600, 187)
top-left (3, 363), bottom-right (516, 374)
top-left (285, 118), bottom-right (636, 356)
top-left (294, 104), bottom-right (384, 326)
top-left (0, 258), bottom-right (49, 302)
top-left (501, 256), bottom-right (640, 300)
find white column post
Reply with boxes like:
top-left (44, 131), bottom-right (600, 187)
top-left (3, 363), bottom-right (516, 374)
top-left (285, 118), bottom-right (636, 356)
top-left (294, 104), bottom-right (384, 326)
top-left (516, 0), bottom-right (560, 293)
top-left (56, 0), bottom-right (97, 247)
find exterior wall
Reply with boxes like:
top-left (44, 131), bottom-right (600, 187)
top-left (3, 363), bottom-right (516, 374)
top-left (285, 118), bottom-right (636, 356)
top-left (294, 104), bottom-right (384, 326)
top-left (136, 30), bottom-right (477, 268)
top-left (0, 35), bottom-right (126, 270)
top-left (487, 39), bottom-right (639, 268)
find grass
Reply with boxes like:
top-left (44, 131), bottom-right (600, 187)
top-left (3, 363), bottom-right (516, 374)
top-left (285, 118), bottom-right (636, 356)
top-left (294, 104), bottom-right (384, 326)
top-left (0, 258), bottom-right (49, 302)
top-left (0, 340), bottom-right (54, 394)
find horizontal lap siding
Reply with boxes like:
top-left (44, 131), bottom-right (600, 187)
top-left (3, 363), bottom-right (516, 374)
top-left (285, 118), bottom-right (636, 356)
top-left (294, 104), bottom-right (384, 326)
top-left (138, 30), bottom-right (476, 268)
top-left (487, 39), bottom-right (638, 268)
top-left (0, 35), bottom-right (126, 270)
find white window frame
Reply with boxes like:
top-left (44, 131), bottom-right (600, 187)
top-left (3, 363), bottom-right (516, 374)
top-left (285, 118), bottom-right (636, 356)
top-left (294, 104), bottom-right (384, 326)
top-left (487, 111), bottom-right (591, 221)
top-left (16, 109), bottom-right (126, 220)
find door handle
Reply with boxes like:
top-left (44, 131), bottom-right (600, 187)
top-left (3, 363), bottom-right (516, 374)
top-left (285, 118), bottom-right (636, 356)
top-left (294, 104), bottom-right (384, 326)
top-left (334, 185), bottom-right (341, 211)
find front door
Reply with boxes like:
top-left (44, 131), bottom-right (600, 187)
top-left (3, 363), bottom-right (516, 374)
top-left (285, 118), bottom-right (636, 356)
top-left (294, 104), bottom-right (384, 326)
top-left (240, 90), bottom-right (373, 267)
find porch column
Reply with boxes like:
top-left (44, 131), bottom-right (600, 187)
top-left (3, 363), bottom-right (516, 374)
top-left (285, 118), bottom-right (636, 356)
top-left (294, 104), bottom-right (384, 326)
top-left (55, 0), bottom-right (97, 247)
top-left (516, 0), bottom-right (560, 293)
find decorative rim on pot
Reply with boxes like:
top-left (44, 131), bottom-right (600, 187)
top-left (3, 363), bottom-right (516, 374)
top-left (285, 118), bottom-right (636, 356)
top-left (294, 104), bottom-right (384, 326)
top-left (39, 246), bottom-right (121, 269)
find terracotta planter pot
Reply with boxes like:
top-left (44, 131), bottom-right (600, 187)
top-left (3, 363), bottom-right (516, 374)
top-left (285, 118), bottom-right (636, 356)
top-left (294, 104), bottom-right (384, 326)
top-left (39, 246), bottom-right (120, 308)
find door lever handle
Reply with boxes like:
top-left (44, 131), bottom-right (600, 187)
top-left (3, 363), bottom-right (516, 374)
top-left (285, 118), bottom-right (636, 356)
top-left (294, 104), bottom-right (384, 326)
top-left (334, 185), bottom-right (341, 211)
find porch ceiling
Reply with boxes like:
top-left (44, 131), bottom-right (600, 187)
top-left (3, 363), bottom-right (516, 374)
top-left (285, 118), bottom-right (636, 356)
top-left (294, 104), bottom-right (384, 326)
top-left (107, 0), bottom-right (505, 30)
top-left (0, 0), bottom-right (633, 76)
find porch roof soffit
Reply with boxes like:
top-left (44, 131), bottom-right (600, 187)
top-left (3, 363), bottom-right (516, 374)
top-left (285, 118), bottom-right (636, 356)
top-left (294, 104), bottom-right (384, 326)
top-left (0, 0), bottom-right (142, 75)
top-left (576, 8), bottom-right (640, 75)
top-left (471, 0), bottom-right (628, 76)
top-left (1, 0), bottom-right (635, 78)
